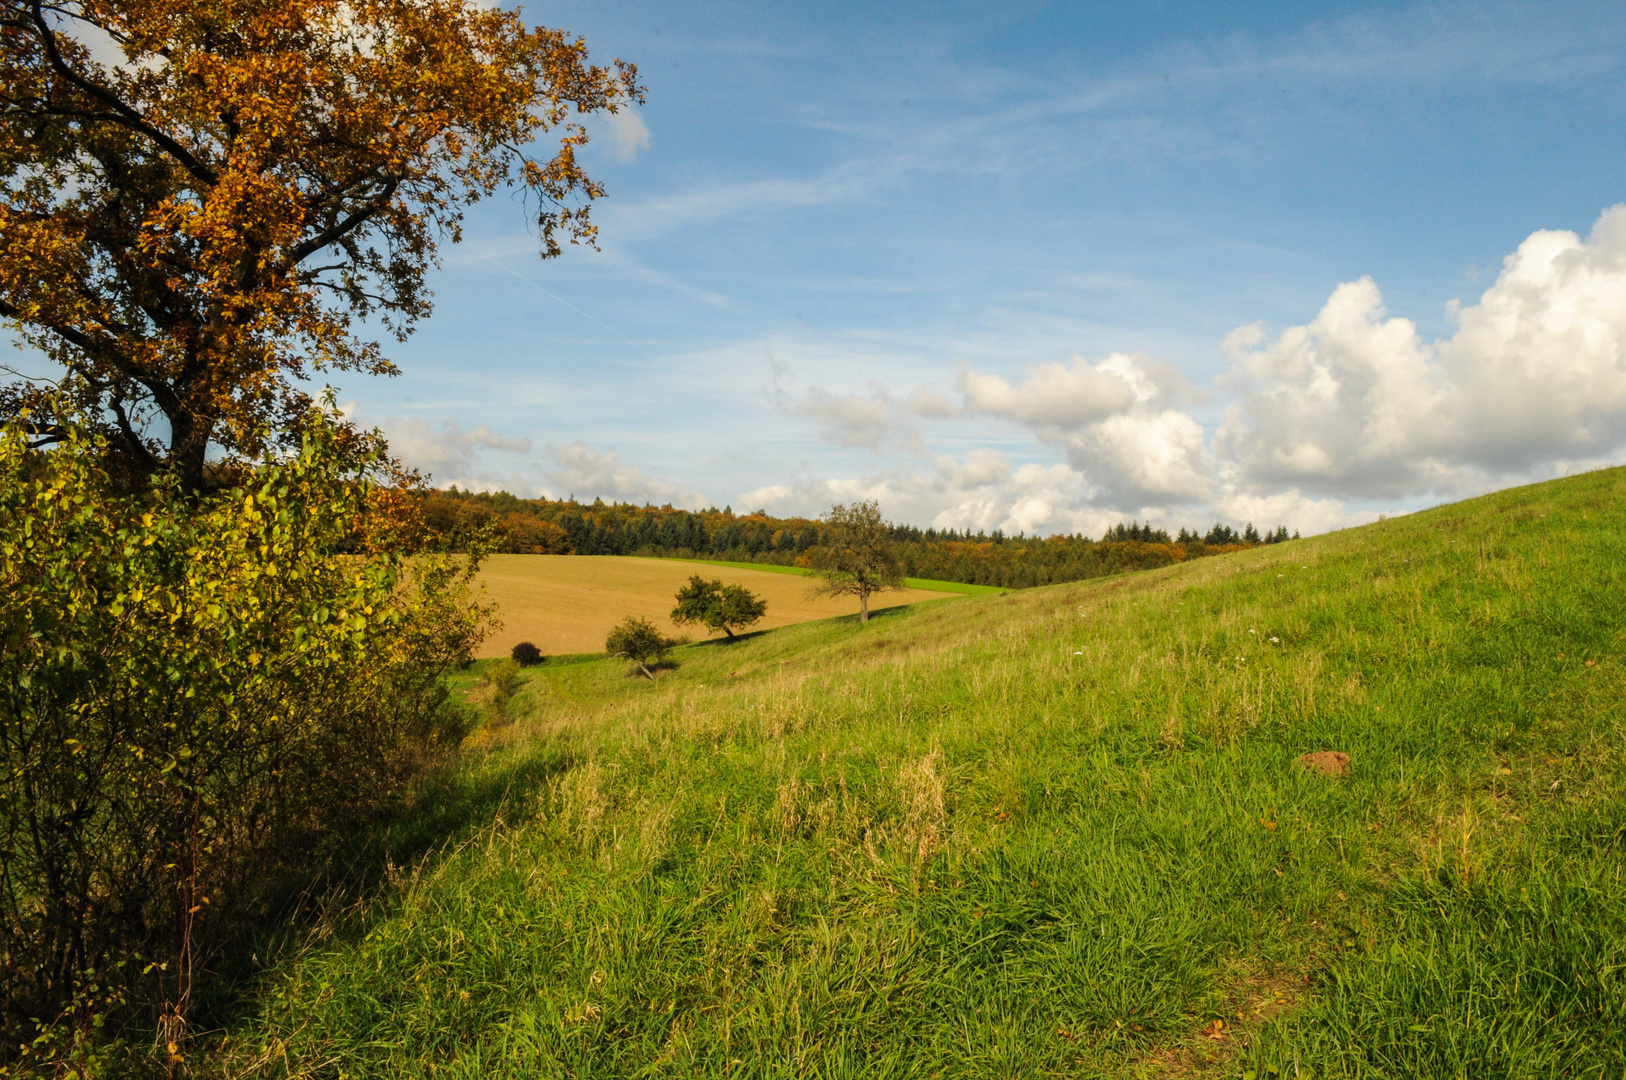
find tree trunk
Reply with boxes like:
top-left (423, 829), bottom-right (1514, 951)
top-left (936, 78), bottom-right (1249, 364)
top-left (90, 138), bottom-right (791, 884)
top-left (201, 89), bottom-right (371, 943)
top-left (859, 590), bottom-right (869, 623)
top-left (166, 405), bottom-right (213, 492)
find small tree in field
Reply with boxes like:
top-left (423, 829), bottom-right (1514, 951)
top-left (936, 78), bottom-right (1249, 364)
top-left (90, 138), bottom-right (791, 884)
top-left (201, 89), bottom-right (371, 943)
top-left (671, 574), bottom-right (768, 640)
top-left (606, 616), bottom-right (673, 678)
top-left (806, 500), bottom-right (903, 623)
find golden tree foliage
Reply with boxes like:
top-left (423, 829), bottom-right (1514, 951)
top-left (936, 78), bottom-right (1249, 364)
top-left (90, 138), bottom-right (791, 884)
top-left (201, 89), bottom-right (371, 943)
top-left (0, 0), bottom-right (640, 486)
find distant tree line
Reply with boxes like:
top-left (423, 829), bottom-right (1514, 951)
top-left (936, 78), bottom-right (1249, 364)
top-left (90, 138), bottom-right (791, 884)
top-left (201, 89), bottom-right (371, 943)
top-left (416, 489), bottom-right (1297, 590)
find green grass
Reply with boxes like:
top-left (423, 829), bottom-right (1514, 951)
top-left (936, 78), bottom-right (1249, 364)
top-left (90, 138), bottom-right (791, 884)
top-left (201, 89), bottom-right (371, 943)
top-left (211, 470), bottom-right (1626, 1078)
top-left (655, 555), bottom-right (1009, 596)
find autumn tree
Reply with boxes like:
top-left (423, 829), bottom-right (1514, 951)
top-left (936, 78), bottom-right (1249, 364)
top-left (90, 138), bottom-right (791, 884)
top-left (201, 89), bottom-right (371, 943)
top-left (806, 500), bottom-right (903, 623)
top-left (671, 573), bottom-right (767, 640)
top-left (0, 0), bottom-right (641, 488)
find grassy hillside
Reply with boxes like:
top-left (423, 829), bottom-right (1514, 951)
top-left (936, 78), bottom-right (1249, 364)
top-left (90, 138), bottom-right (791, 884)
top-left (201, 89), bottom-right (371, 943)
top-left (214, 470), bottom-right (1626, 1078)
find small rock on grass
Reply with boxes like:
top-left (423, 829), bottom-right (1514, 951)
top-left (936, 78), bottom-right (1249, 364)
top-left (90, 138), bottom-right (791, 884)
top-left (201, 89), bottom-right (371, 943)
top-left (1296, 750), bottom-right (1350, 776)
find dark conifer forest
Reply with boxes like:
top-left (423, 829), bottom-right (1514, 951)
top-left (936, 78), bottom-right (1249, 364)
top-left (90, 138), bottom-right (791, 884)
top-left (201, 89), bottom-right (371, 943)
top-left (415, 488), bottom-right (1296, 589)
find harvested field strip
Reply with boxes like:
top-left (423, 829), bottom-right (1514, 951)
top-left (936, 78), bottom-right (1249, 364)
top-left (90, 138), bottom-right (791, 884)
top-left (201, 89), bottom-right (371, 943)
top-left (654, 555), bottom-right (1008, 596)
top-left (473, 554), bottom-right (959, 658)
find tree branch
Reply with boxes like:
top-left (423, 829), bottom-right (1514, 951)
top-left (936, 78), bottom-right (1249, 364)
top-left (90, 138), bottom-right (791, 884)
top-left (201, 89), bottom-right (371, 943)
top-left (106, 390), bottom-right (159, 471)
top-left (24, 0), bottom-right (218, 187)
top-left (284, 177), bottom-right (400, 269)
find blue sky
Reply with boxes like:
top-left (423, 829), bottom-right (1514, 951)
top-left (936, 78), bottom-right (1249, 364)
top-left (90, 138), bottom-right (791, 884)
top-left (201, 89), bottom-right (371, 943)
top-left (34, 0), bottom-right (1626, 534)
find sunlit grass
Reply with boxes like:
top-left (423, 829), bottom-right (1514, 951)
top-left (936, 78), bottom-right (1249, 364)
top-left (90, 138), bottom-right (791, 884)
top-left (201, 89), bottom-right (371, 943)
top-left (213, 469), bottom-right (1626, 1078)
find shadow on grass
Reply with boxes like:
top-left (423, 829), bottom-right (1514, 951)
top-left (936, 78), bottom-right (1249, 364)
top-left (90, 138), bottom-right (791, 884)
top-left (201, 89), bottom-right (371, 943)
top-left (377, 741), bottom-right (575, 864)
top-left (677, 605), bottom-right (918, 652)
top-left (684, 628), bottom-right (772, 649)
top-left (837, 603), bottom-right (918, 626)
top-left (198, 719), bottom-right (576, 1033)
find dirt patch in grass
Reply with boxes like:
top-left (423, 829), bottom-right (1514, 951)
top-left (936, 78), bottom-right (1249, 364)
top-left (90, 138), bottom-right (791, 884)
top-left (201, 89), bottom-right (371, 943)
top-left (1296, 750), bottom-right (1351, 776)
top-left (1137, 972), bottom-right (1306, 1078)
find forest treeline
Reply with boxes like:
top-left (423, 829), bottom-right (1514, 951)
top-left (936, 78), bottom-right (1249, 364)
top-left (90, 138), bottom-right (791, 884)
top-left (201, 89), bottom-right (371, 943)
top-left (417, 488), bottom-right (1297, 589)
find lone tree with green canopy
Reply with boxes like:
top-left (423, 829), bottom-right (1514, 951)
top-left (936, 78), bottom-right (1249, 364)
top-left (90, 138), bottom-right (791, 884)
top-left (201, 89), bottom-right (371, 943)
top-left (606, 616), bottom-right (673, 679)
top-left (806, 500), bottom-right (903, 623)
top-left (671, 574), bottom-right (767, 640)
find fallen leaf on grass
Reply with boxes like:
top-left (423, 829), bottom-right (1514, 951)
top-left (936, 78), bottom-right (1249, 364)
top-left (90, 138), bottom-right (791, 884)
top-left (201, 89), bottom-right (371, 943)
top-left (1203, 1019), bottom-right (1227, 1040)
top-left (1259, 819), bottom-right (1277, 830)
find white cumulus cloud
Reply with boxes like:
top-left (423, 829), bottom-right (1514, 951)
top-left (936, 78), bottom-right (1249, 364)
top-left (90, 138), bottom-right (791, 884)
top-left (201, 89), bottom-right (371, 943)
top-left (382, 417), bottom-right (534, 490)
top-left (1064, 409), bottom-right (1213, 505)
top-left (740, 451), bottom-right (1128, 538)
top-left (793, 385), bottom-right (908, 448)
top-left (958, 352), bottom-right (1156, 430)
top-left (544, 442), bottom-right (706, 508)
top-left (957, 351), bottom-right (1206, 507)
top-left (1216, 204), bottom-right (1626, 498)
top-left (391, 208), bottom-right (1626, 541)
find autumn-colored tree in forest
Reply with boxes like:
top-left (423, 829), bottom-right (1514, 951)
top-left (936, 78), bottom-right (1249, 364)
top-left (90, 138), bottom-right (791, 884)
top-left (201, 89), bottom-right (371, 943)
top-left (0, 0), bottom-right (640, 487)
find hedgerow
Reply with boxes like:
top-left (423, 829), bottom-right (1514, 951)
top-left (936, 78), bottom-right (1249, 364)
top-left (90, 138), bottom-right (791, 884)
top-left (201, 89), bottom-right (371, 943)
top-left (0, 405), bottom-right (488, 1072)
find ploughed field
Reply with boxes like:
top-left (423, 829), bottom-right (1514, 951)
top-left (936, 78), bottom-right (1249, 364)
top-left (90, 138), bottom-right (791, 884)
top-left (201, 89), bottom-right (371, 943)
top-left (218, 470), bottom-right (1626, 1077)
top-left (472, 554), bottom-right (961, 658)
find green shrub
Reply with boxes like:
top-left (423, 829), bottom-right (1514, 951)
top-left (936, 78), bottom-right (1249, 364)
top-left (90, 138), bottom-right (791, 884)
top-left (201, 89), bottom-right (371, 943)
top-left (605, 616), bottom-right (674, 678)
top-left (0, 405), bottom-right (488, 1068)
top-left (483, 658), bottom-right (523, 723)
top-left (511, 641), bottom-right (544, 667)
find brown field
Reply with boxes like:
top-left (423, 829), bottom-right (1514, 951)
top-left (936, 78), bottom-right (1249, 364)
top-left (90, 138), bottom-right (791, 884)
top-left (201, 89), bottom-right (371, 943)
top-left (471, 555), bottom-right (959, 658)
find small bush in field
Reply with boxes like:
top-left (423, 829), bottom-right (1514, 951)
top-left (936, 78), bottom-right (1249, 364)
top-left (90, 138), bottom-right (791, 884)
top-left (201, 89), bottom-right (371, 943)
top-left (483, 659), bottom-right (523, 722)
top-left (511, 641), bottom-right (544, 667)
top-left (606, 616), bottom-right (674, 678)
